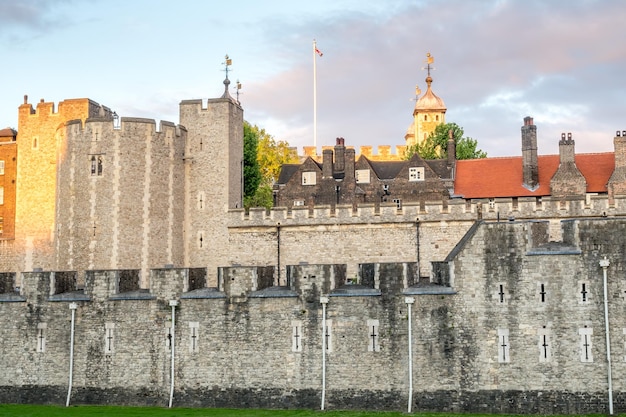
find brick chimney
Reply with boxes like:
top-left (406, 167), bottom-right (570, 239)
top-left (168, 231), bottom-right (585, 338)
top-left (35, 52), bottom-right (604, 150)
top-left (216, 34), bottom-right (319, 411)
top-left (608, 130), bottom-right (626, 198)
top-left (521, 116), bottom-right (538, 190)
top-left (447, 128), bottom-right (456, 167)
top-left (333, 137), bottom-right (345, 178)
top-left (322, 149), bottom-right (333, 178)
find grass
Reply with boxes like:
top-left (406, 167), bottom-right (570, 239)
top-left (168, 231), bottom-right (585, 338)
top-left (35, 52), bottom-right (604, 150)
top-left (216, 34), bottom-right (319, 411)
top-left (0, 405), bottom-right (417, 417)
top-left (0, 405), bottom-right (612, 417)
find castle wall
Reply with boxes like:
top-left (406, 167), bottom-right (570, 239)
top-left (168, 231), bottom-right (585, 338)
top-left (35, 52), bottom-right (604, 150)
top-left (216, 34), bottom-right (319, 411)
top-left (3, 217), bottom-right (626, 415)
top-left (54, 118), bottom-right (186, 286)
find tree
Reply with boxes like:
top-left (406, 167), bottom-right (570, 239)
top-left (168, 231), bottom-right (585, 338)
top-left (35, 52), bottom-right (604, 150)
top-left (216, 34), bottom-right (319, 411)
top-left (243, 121), bottom-right (261, 201)
top-left (405, 122), bottom-right (487, 160)
top-left (243, 122), bottom-right (299, 210)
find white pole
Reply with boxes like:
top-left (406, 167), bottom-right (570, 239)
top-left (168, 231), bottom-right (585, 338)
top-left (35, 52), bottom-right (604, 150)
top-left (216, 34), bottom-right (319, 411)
top-left (313, 39), bottom-right (318, 153)
top-left (168, 300), bottom-right (179, 408)
top-left (405, 297), bottom-right (415, 413)
top-left (320, 296), bottom-right (329, 410)
top-left (600, 257), bottom-right (613, 415)
top-left (66, 302), bottom-right (78, 407)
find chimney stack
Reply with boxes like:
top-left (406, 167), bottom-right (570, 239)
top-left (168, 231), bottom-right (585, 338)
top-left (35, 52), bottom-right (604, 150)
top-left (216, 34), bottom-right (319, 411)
top-left (521, 116), bottom-right (538, 190)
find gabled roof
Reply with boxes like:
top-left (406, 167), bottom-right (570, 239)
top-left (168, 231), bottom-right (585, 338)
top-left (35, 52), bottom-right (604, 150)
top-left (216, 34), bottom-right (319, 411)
top-left (454, 153), bottom-right (615, 199)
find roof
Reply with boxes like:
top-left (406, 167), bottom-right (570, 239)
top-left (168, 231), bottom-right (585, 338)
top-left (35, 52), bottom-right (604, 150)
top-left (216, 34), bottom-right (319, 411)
top-left (454, 153), bottom-right (615, 199)
top-left (0, 127), bottom-right (16, 137)
top-left (414, 77), bottom-right (446, 112)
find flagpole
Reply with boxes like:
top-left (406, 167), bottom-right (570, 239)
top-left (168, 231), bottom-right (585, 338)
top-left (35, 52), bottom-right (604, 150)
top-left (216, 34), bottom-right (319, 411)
top-left (313, 39), bottom-right (318, 153)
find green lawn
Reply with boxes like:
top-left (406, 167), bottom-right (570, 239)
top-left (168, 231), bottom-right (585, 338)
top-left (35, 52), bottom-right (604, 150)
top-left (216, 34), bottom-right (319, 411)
top-left (0, 405), bottom-right (412, 417)
top-left (0, 405), bottom-right (611, 417)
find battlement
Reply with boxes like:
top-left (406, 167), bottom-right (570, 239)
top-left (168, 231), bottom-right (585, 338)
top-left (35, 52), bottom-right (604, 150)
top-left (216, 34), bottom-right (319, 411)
top-left (66, 117), bottom-right (185, 137)
top-left (302, 144), bottom-right (408, 161)
top-left (18, 96), bottom-right (111, 121)
top-left (230, 194), bottom-right (626, 227)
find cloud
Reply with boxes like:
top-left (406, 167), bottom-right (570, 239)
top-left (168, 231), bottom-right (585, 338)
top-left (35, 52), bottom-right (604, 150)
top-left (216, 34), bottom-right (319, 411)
top-left (241, 0), bottom-right (626, 157)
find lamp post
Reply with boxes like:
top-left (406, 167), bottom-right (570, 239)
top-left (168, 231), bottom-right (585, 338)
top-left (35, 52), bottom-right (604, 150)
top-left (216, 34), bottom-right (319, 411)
top-left (66, 302), bottom-right (78, 407)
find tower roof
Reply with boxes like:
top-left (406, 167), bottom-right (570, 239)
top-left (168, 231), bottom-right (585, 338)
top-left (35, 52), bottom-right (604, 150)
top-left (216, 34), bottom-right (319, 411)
top-left (414, 75), bottom-right (446, 112)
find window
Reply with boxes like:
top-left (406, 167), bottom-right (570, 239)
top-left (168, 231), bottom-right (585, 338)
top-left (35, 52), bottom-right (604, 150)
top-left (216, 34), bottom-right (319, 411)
top-left (355, 169), bottom-right (370, 184)
top-left (90, 156), bottom-right (103, 176)
top-left (0, 187), bottom-right (4, 205)
top-left (578, 281), bottom-right (590, 304)
top-left (189, 322), bottom-right (199, 353)
top-left (367, 319), bottom-right (380, 352)
top-left (579, 327), bottom-right (593, 362)
top-left (488, 199), bottom-right (495, 210)
top-left (37, 323), bottom-right (47, 353)
top-left (302, 171), bottom-right (316, 185)
top-left (424, 115), bottom-right (428, 121)
top-left (165, 323), bottom-right (172, 350)
top-left (293, 200), bottom-right (305, 207)
top-left (292, 320), bottom-right (303, 352)
top-left (409, 167), bottom-right (425, 182)
top-left (496, 282), bottom-right (507, 303)
top-left (0, 217), bottom-right (4, 234)
top-left (538, 326), bottom-right (551, 362)
top-left (324, 319), bottom-right (333, 352)
top-left (105, 323), bottom-right (115, 355)
top-left (197, 231), bottom-right (205, 249)
top-left (197, 191), bottom-right (205, 210)
top-left (436, 115), bottom-right (439, 121)
top-left (497, 328), bottom-right (510, 363)
top-left (538, 283), bottom-right (547, 303)
top-left (392, 198), bottom-right (402, 209)
top-left (32, 137), bottom-right (38, 150)
top-left (0, 160), bottom-right (4, 175)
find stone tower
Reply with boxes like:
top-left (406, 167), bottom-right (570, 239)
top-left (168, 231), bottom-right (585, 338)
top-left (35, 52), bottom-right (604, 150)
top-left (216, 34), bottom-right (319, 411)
top-left (180, 76), bottom-right (243, 284)
top-left (55, 116), bottom-right (186, 286)
top-left (405, 54), bottom-right (447, 148)
top-left (15, 97), bottom-right (105, 272)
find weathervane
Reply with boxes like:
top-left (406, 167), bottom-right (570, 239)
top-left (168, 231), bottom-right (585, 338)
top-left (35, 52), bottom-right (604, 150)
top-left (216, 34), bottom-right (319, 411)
top-left (234, 79), bottom-right (242, 104)
top-left (223, 54), bottom-right (233, 80)
top-left (421, 52), bottom-right (435, 77)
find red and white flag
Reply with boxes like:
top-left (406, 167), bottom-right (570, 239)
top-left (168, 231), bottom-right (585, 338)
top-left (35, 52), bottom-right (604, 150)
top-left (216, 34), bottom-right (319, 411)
top-left (315, 47), bottom-right (323, 57)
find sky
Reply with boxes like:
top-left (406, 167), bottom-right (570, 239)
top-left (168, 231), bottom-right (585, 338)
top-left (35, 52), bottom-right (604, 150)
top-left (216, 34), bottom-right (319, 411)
top-left (1, 0), bottom-right (625, 157)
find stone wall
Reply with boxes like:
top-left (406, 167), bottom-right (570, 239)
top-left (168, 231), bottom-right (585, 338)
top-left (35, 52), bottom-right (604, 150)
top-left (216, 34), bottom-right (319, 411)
top-left (2, 218), bottom-right (626, 415)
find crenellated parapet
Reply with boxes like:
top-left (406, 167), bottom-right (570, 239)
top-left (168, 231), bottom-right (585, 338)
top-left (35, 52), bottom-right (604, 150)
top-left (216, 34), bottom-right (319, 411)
top-left (302, 144), bottom-right (408, 161)
top-left (229, 194), bottom-right (626, 228)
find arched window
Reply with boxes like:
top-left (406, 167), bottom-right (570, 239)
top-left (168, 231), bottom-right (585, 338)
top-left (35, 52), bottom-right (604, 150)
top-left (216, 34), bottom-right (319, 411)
top-left (90, 156), bottom-right (97, 175)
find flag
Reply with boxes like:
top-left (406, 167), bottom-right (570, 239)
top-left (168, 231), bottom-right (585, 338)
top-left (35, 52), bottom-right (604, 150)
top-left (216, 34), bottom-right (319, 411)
top-left (315, 47), bottom-right (323, 57)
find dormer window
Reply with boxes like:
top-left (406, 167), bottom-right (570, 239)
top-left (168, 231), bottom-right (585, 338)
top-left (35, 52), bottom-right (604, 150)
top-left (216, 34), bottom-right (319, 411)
top-left (302, 171), bottom-right (316, 185)
top-left (409, 167), bottom-right (424, 182)
top-left (355, 169), bottom-right (370, 184)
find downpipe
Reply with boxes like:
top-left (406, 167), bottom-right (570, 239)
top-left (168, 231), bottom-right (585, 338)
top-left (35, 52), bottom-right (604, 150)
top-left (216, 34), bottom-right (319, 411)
top-left (66, 302), bottom-right (78, 407)
top-left (405, 297), bottom-right (415, 413)
top-left (320, 296), bottom-right (329, 410)
top-left (600, 257), bottom-right (613, 415)
top-left (168, 300), bottom-right (179, 408)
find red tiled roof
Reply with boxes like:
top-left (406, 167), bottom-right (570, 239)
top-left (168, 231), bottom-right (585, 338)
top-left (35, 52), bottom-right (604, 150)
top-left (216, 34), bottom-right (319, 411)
top-left (454, 153), bottom-right (615, 199)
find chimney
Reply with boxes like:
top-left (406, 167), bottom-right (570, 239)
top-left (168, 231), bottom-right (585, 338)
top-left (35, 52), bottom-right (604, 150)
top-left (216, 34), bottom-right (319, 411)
top-left (559, 132), bottom-right (575, 163)
top-left (333, 137), bottom-right (345, 176)
top-left (322, 149), bottom-right (333, 178)
top-left (607, 131), bottom-right (626, 198)
top-left (521, 116), bottom-right (538, 190)
top-left (447, 128), bottom-right (456, 167)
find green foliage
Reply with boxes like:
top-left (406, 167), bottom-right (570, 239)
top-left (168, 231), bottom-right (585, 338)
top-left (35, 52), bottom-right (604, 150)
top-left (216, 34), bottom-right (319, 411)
top-left (243, 122), bottom-right (298, 210)
top-left (243, 121), bottom-right (262, 200)
top-left (405, 122), bottom-right (487, 160)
